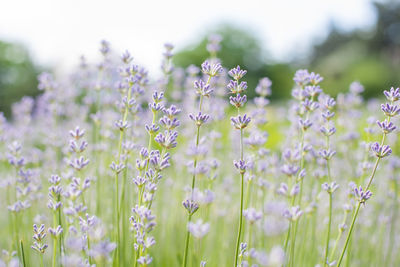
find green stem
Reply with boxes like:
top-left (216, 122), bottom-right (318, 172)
top-left (336, 202), bottom-right (361, 267)
top-left (114, 87), bottom-right (132, 267)
top-left (324, 193), bottom-right (333, 266)
top-left (329, 211), bottom-right (348, 262)
top-left (385, 178), bottom-right (398, 266)
top-left (20, 240), bottom-right (26, 267)
top-left (234, 173), bottom-right (245, 267)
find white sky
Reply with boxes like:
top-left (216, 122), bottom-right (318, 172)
top-left (0, 0), bottom-right (377, 75)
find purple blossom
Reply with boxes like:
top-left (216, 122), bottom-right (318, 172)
top-left (201, 61), bottom-right (223, 77)
top-left (229, 94), bottom-right (247, 108)
top-left (234, 159), bottom-right (247, 174)
top-left (69, 156), bottom-right (90, 171)
top-left (243, 208), bottom-right (263, 223)
top-left (371, 142), bottom-right (392, 158)
top-left (182, 199), bottom-right (199, 215)
top-left (227, 80), bottom-right (248, 94)
top-left (376, 119), bottom-right (396, 134)
top-left (188, 220), bottom-right (210, 239)
top-left (154, 130), bottom-right (178, 149)
top-left (381, 103), bottom-right (400, 117)
top-left (283, 206), bottom-right (303, 221)
top-left (322, 182), bottom-right (339, 193)
top-left (228, 65), bottom-right (247, 81)
top-left (194, 79), bottom-right (213, 97)
top-left (293, 69), bottom-right (310, 86)
top-left (231, 114), bottom-right (251, 129)
top-left (384, 87), bottom-right (400, 102)
top-left (354, 186), bottom-right (372, 204)
top-left (189, 112), bottom-right (210, 126)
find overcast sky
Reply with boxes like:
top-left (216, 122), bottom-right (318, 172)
top-left (0, 0), bottom-right (377, 75)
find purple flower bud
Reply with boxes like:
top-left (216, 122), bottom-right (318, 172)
top-left (201, 61), bottom-right (223, 77)
top-left (99, 40), bottom-right (110, 55)
top-left (243, 208), bottom-right (263, 223)
top-left (69, 126), bottom-right (85, 140)
top-left (305, 85), bottom-right (322, 97)
top-left (145, 124), bottom-right (160, 135)
top-left (255, 77), bottom-right (272, 96)
top-left (152, 91), bottom-right (164, 103)
top-left (121, 50), bottom-right (133, 64)
top-left (381, 103), bottom-right (400, 117)
top-left (377, 119), bottom-right (396, 134)
top-left (182, 199), bottom-right (199, 215)
top-left (320, 126), bottom-right (336, 136)
top-left (155, 131), bottom-right (178, 149)
top-left (229, 94), bottom-right (247, 108)
top-left (69, 156), bottom-right (90, 171)
top-left (384, 87), bottom-right (400, 102)
top-left (163, 105), bottom-right (181, 118)
top-left (302, 99), bottom-right (319, 111)
top-left (234, 160), bottom-right (247, 174)
top-left (114, 120), bottom-right (131, 131)
top-left (48, 225), bottom-right (63, 238)
top-left (321, 182), bottom-right (339, 194)
top-left (299, 119), bottom-right (312, 130)
top-left (159, 116), bottom-right (180, 130)
top-left (231, 114), bottom-right (251, 129)
top-left (309, 72), bottom-right (324, 85)
top-left (227, 80), bottom-right (248, 94)
top-left (354, 186), bottom-right (372, 204)
top-left (110, 162), bottom-right (126, 174)
top-left (189, 112), bottom-right (210, 127)
top-left (319, 149), bottom-right (336, 160)
top-left (281, 164), bottom-right (300, 177)
top-left (194, 79), bottom-right (213, 97)
top-left (228, 65), bottom-right (247, 81)
top-left (293, 69), bottom-right (310, 87)
top-left (283, 206), bottom-right (303, 221)
top-left (349, 81), bottom-right (364, 94)
top-left (148, 102), bottom-right (164, 112)
top-left (188, 219), bottom-right (210, 239)
top-left (371, 142), bottom-right (392, 158)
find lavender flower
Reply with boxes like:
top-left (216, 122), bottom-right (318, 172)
top-left (371, 142), bottom-right (392, 158)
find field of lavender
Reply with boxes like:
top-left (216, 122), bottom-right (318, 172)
top-left (0, 39), bottom-right (399, 267)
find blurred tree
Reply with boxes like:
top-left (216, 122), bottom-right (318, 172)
top-left (0, 40), bottom-right (40, 117)
top-left (173, 24), bottom-right (295, 100)
top-left (309, 1), bottom-right (400, 97)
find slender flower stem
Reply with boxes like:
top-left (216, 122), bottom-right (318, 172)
top-left (336, 202), bottom-right (361, 266)
top-left (324, 193), bottom-right (333, 266)
top-left (329, 211), bottom-right (348, 262)
top-left (385, 178), bottom-right (398, 266)
top-left (114, 87), bottom-right (132, 267)
top-left (182, 75), bottom-right (212, 267)
top-left (234, 128), bottom-right (244, 267)
top-left (52, 213), bottom-right (58, 267)
top-left (324, 132), bottom-right (333, 266)
top-left (20, 240), bottom-right (26, 267)
top-left (336, 134), bottom-right (384, 266)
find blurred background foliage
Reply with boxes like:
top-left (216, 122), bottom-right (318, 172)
top-left (0, 41), bottom-right (40, 117)
top-left (173, 1), bottom-right (400, 99)
top-left (0, 1), bottom-right (399, 117)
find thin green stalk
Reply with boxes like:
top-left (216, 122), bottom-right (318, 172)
top-left (182, 75), bottom-right (212, 267)
top-left (234, 172), bottom-right (245, 267)
top-left (40, 253), bottom-right (44, 267)
top-left (336, 109), bottom-right (390, 266)
top-left (324, 193), bottom-right (333, 266)
top-left (336, 202), bottom-right (360, 267)
top-left (114, 87), bottom-right (132, 267)
top-left (329, 211), bottom-right (349, 262)
top-left (385, 178), bottom-right (398, 266)
top-left (20, 240), bottom-right (26, 267)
